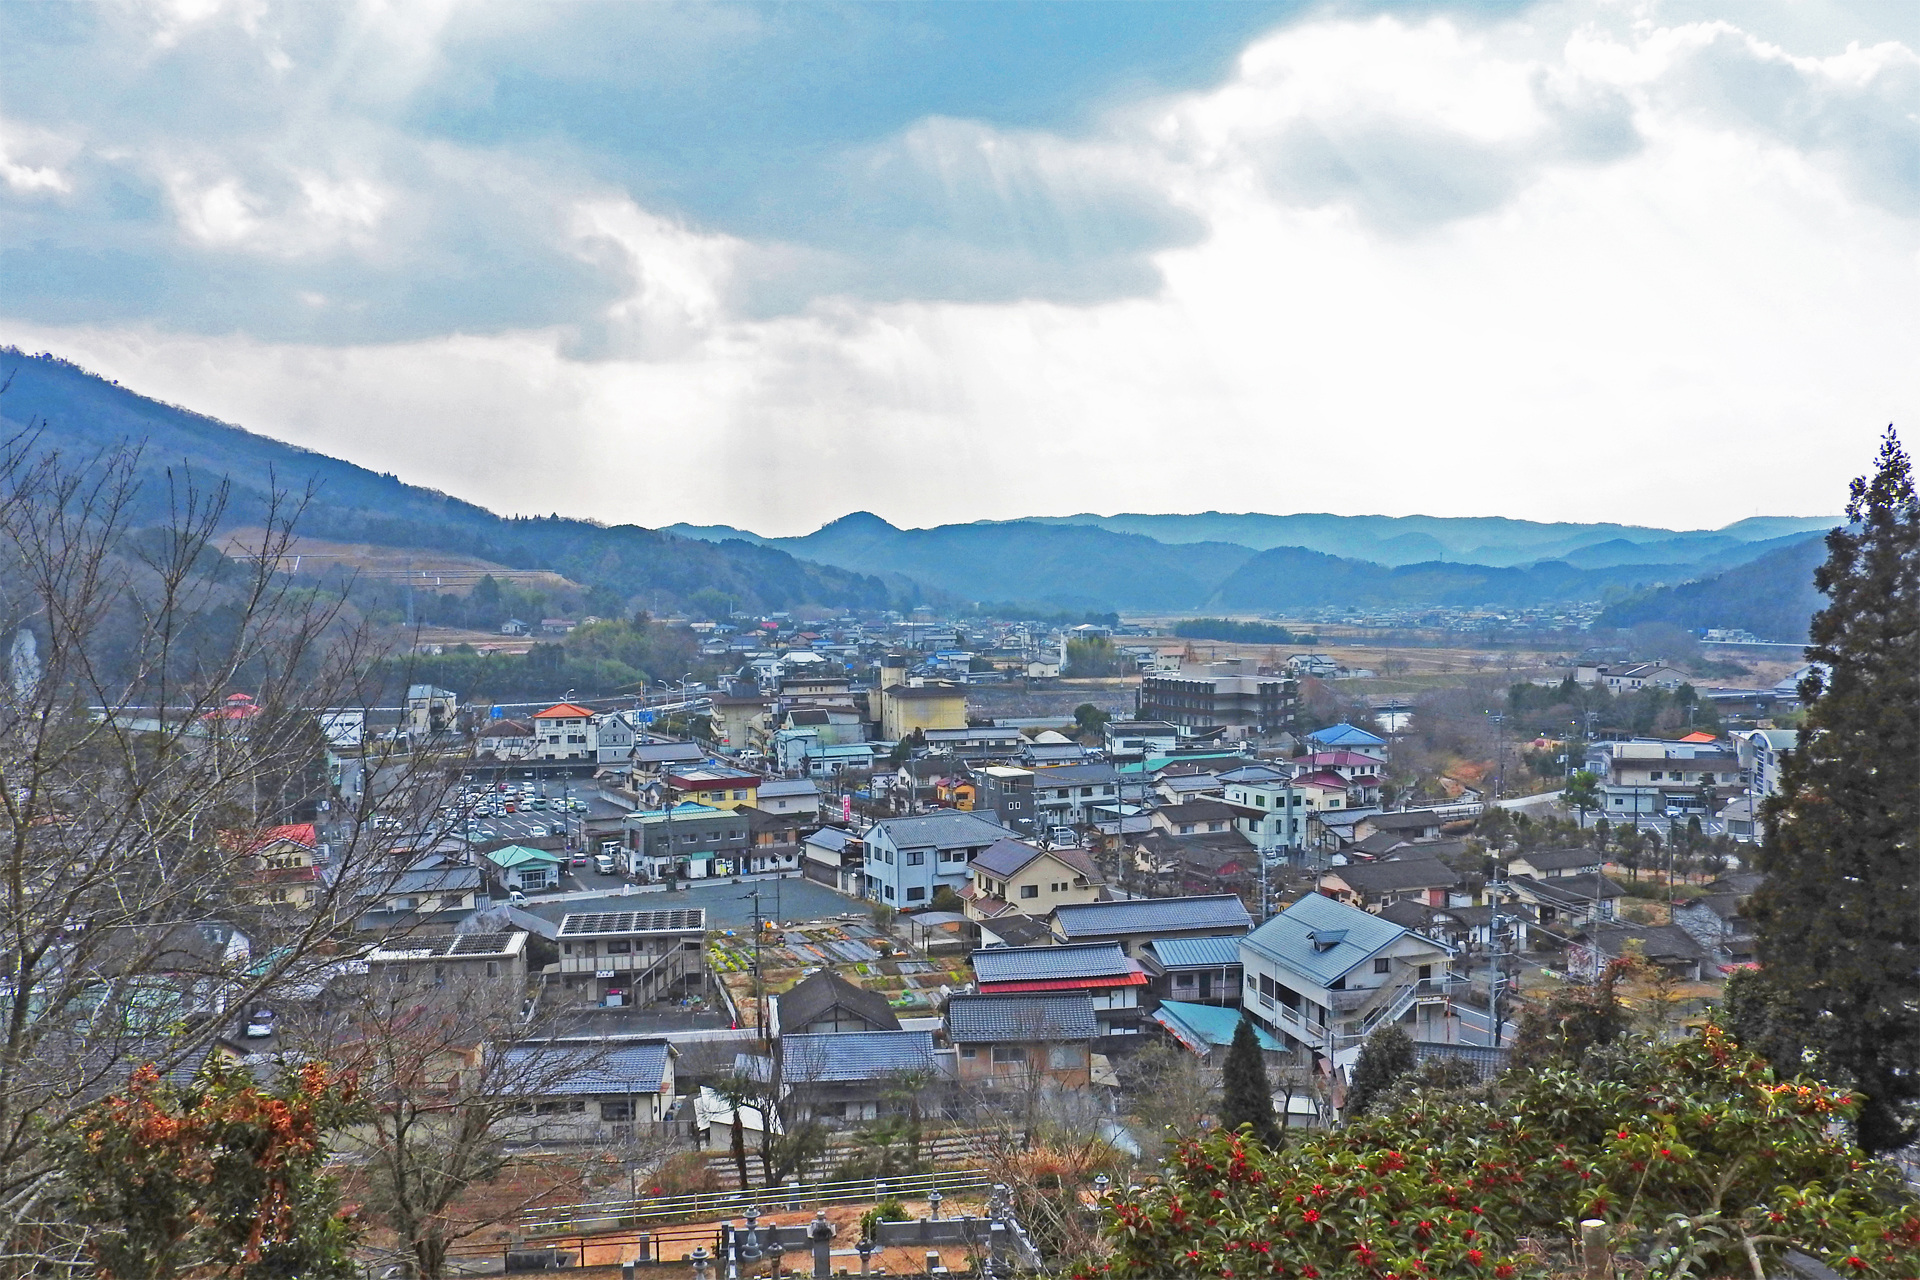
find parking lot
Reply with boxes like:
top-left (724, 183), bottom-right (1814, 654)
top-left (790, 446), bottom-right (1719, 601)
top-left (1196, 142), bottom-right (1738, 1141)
top-left (522, 875), bottom-right (861, 930)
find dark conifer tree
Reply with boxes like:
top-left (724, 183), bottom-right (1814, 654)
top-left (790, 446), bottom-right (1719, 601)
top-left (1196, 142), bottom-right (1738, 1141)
top-left (1747, 428), bottom-right (1920, 1153)
top-left (1219, 1015), bottom-right (1281, 1146)
top-left (1346, 1024), bottom-right (1416, 1117)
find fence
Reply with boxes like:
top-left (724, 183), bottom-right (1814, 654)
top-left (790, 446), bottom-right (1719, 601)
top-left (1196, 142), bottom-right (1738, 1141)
top-left (516, 1167), bottom-right (996, 1235)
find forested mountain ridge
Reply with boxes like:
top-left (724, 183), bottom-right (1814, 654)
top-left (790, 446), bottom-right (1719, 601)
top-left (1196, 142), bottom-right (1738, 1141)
top-left (0, 349), bottom-right (896, 614)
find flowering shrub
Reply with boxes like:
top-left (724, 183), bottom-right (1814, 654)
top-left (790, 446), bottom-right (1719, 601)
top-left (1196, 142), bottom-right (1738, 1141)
top-left (56, 1058), bottom-right (361, 1280)
top-left (1084, 1027), bottom-right (1920, 1279)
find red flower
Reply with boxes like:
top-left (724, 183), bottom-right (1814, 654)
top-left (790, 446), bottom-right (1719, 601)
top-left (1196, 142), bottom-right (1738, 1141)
top-left (1846, 1259), bottom-right (1866, 1272)
top-left (1467, 1251), bottom-right (1484, 1266)
top-left (1495, 1267), bottom-right (1516, 1279)
top-left (1303, 1209), bottom-right (1320, 1224)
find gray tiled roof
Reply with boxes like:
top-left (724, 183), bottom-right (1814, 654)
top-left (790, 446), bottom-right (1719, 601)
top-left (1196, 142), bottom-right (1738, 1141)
top-left (1146, 935), bottom-right (1243, 969)
top-left (1051, 894), bottom-right (1252, 939)
top-left (498, 1041), bottom-right (672, 1094)
top-left (972, 942), bottom-right (1133, 983)
top-left (970, 838), bottom-right (1047, 877)
top-left (1241, 893), bottom-right (1412, 986)
top-left (868, 811), bottom-right (1015, 851)
top-left (1512, 847), bottom-right (1604, 873)
top-left (775, 970), bottom-right (901, 1034)
top-left (778, 1030), bottom-right (936, 1082)
top-left (1334, 858), bottom-right (1460, 894)
top-left (946, 994), bottom-right (1097, 1043)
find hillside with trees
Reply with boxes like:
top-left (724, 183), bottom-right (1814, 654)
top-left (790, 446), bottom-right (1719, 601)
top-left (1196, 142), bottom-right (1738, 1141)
top-left (0, 349), bottom-right (896, 616)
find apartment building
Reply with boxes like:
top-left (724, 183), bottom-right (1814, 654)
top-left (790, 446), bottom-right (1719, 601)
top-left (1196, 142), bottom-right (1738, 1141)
top-left (553, 908), bottom-right (706, 1006)
top-left (1138, 660), bottom-right (1299, 735)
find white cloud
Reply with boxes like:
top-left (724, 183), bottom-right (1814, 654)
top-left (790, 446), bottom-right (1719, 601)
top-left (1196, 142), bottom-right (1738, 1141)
top-left (6, 4), bottom-right (1920, 536)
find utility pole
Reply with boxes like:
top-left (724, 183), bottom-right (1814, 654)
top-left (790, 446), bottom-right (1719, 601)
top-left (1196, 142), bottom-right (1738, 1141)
top-left (1486, 864), bottom-right (1508, 1048)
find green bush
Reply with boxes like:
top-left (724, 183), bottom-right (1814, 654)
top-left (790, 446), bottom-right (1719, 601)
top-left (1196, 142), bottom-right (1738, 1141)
top-left (1082, 1026), bottom-right (1920, 1279)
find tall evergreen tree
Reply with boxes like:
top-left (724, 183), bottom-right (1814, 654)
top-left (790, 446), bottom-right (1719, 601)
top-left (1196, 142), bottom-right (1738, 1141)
top-left (1346, 1024), bottom-right (1417, 1117)
top-left (1747, 428), bottom-right (1920, 1154)
top-left (1219, 1016), bottom-right (1281, 1146)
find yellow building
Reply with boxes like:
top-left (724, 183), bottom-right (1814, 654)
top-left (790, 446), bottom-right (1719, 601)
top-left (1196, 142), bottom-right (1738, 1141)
top-left (665, 765), bottom-right (760, 810)
top-left (961, 838), bottom-right (1103, 924)
top-left (879, 682), bottom-right (969, 742)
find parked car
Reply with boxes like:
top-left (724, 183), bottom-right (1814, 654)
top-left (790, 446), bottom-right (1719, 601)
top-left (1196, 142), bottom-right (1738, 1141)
top-left (593, 853), bottom-right (616, 875)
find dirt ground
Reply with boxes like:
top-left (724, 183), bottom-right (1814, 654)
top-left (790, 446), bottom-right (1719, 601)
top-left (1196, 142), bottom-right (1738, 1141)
top-left (501, 1195), bottom-right (996, 1277)
top-left (219, 527), bottom-right (580, 594)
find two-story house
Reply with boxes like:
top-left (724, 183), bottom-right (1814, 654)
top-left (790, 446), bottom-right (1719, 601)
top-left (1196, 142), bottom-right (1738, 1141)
top-left (862, 811), bottom-right (1017, 907)
top-left (1318, 857), bottom-right (1460, 913)
top-left (532, 702), bottom-right (598, 762)
top-left (226, 823), bottom-right (322, 911)
top-left (737, 806), bottom-right (803, 875)
top-left (1026, 763), bottom-right (1120, 829)
top-left (945, 992), bottom-right (1097, 1089)
top-left (405, 685), bottom-right (460, 738)
top-left (664, 764), bottom-right (761, 810)
top-left (365, 930), bottom-right (530, 990)
top-left (593, 712), bottom-right (638, 765)
top-left (553, 908), bottom-right (706, 1006)
top-left (357, 855), bottom-right (486, 930)
top-left (755, 778), bottom-right (823, 819)
top-left (971, 942), bottom-right (1147, 1040)
top-left (621, 803), bottom-right (748, 880)
top-left (801, 826), bottom-right (863, 895)
top-left (960, 838), bottom-right (1102, 925)
top-left (772, 969), bottom-right (902, 1036)
top-left (1050, 894), bottom-right (1253, 957)
top-left (1302, 723), bottom-right (1388, 763)
top-left (1239, 893), bottom-right (1454, 1064)
top-left (1505, 872), bottom-right (1624, 933)
top-left (1139, 934), bottom-right (1243, 1007)
top-left (477, 718), bottom-right (535, 760)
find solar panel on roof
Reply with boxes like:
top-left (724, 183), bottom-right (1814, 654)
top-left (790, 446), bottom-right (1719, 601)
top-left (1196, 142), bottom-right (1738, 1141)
top-left (447, 932), bottom-right (515, 955)
top-left (558, 909), bottom-right (705, 935)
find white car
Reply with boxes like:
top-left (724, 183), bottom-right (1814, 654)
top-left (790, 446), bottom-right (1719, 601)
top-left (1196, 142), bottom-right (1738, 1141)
top-left (594, 854), bottom-right (616, 875)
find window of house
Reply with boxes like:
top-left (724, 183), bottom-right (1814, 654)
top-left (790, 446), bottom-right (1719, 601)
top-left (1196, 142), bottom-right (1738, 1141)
top-left (608, 940), bottom-right (632, 954)
top-left (883, 885), bottom-right (895, 900)
top-left (991, 1045), bottom-right (1028, 1063)
top-left (906, 886), bottom-right (926, 901)
top-left (906, 851), bottom-right (925, 866)
top-left (1373, 957), bottom-right (1391, 974)
top-left (960, 1045), bottom-right (977, 1058)
top-left (1176, 972), bottom-right (1195, 988)
top-left (940, 849), bottom-right (966, 863)
top-left (1020, 884), bottom-right (1038, 899)
top-left (601, 1099), bottom-right (633, 1122)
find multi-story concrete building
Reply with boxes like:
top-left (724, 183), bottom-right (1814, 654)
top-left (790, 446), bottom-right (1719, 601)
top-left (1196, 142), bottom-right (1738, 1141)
top-left (1139, 660), bottom-right (1298, 735)
top-left (532, 702), bottom-right (598, 762)
top-left (1584, 739), bottom-right (1743, 820)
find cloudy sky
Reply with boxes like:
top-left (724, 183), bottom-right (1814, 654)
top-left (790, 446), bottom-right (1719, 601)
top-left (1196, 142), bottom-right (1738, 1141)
top-left (2, 0), bottom-right (1916, 535)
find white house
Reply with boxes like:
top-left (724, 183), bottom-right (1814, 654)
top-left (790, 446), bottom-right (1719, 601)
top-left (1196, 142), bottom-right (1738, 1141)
top-left (1238, 893), bottom-right (1454, 1065)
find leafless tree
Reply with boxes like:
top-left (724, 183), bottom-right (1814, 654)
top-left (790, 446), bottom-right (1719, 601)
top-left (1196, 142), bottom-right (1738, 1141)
top-left (309, 975), bottom-right (656, 1280)
top-left (0, 432), bottom-right (459, 1267)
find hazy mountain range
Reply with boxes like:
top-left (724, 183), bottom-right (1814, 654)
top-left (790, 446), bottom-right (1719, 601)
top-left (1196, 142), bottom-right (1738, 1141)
top-left (2, 348), bottom-right (1833, 634)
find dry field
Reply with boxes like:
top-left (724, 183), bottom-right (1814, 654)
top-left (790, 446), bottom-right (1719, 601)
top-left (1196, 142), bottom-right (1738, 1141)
top-left (219, 528), bottom-right (580, 595)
